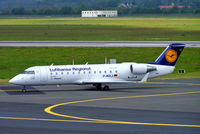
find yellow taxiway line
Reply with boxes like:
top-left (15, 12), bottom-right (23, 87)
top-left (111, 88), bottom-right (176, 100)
top-left (146, 82), bottom-right (200, 86)
top-left (0, 116), bottom-right (97, 123)
top-left (44, 91), bottom-right (200, 127)
top-left (1, 82), bottom-right (198, 92)
top-left (0, 91), bottom-right (199, 127)
top-left (0, 116), bottom-right (200, 128)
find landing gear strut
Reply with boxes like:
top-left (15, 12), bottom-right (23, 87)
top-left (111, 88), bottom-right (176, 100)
top-left (22, 86), bottom-right (26, 92)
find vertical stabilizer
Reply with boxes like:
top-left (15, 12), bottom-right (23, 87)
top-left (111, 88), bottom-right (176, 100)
top-left (149, 43), bottom-right (185, 66)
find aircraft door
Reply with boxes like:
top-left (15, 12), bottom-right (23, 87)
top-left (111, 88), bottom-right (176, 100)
top-left (40, 67), bottom-right (48, 82)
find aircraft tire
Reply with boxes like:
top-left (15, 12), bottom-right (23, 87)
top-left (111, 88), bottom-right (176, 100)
top-left (103, 85), bottom-right (109, 90)
top-left (96, 84), bottom-right (102, 90)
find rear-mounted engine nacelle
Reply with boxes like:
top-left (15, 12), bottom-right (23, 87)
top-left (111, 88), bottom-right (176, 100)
top-left (130, 64), bottom-right (156, 74)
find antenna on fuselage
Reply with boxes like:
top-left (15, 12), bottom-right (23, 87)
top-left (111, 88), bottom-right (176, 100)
top-left (51, 63), bottom-right (54, 66)
top-left (104, 53), bottom-right (107, 64)
top-left (72, 56), bottom-right (74, 65)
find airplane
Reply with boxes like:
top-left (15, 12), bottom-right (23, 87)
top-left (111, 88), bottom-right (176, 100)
top-left (9, 43), bottom-right (185, 92)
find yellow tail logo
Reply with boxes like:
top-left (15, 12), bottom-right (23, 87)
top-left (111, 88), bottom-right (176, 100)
top-left (165, 49), bottom-right (177, 63)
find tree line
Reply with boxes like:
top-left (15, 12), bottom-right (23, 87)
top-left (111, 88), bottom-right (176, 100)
top-left (0, 5), bottom-right (85, 15)
top-left (0, 5), bottom-right (200, 15)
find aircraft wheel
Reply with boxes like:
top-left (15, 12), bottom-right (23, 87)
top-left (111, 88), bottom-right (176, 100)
top-left (103, 85), bottom-right (109, 90)
top-left (95, 84), bottom-right (102, 90)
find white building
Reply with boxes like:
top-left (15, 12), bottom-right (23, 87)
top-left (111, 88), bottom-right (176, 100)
top-left (81, 10), bottom-right (118, 17)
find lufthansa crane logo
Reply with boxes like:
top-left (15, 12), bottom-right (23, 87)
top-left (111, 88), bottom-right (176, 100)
top-left (165, 49), bottom-right (177, 63)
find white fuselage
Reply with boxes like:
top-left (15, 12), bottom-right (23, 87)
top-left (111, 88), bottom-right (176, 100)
top-left (9, 62), bottom-right (174, 86)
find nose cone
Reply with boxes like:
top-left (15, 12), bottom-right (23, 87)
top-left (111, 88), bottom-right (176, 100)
top-left (9, 77), bottom-right (17, 84)
top-left (9, 78), bottom-right (14, 84)
top-left (9, 75), bottom-right (23, 85)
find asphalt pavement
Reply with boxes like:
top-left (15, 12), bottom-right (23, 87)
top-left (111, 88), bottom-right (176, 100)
top-left (0, 79), bottom-right (200, 134)
top-left (0, 41), bottom-right (199, 47)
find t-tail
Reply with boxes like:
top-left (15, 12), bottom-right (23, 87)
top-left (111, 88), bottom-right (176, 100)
top-left (149, 43), bottom-right (185, 66)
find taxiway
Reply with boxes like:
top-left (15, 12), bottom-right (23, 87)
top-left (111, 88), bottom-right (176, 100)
top-left (0, 41), bottom-right (200, 47)
top-left (0, 79), bottom-right (200, 134)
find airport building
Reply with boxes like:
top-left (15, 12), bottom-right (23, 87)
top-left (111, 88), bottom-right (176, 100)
top-left (81, 10), bottom-right (118, 17)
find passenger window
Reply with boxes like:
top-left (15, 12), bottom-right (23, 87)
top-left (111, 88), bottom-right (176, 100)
top-left (99, 71), bottom-right (101, 74)
top-left (67, 72), bottom-right (69, 75)
top-left (61, 72), bottom-right (63, 75)
top-left (115, 70), bottom-right (118, 73)
top-left (94, 71), bottom-right (96, 74)
top-left (104, 71), bottom-right (106, 73)
top-left (56, 72), bottom-right (58, 75)
top-left (110, 70), bottom-right (112, 73)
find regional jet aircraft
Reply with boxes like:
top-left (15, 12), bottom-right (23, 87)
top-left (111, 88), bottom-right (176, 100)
top-left (9, 43), bottom-right (185, 92)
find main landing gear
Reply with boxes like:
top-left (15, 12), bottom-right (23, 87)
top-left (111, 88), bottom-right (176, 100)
top-left (94, 84), bottom-right (110, 90)
top-left (103, 85), bottom-right (109, 90)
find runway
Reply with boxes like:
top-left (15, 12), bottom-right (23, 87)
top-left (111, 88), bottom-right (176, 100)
top-left (0, 79), bottom-right (200, 134)
top-left (0, 41), bottom-right (200, 47)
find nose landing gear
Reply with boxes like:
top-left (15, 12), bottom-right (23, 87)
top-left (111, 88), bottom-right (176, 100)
top-left (22, 86), bottom-right (26, 92)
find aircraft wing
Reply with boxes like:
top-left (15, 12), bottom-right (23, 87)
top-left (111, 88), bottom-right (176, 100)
top-left (80, 80), bottom-right (134, 84)
top-left (76, 73), bottom-right (150, 84)
top-left (76, 79), bottom-right (142, 85)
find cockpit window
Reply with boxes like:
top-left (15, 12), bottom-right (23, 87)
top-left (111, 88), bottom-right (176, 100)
top-left (21, 71), bottom-right (35, 74)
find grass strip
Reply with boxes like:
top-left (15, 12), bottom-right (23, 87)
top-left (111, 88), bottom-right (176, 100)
top-left (0, 47), bottom-right (199, 81)
top-left (0, 17), bottom-right (200, 41)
